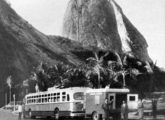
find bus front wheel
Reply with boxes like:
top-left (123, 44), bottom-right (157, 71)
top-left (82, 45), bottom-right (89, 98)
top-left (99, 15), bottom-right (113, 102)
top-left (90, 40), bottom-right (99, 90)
top-left (92, 111), bottom-right (99, 120)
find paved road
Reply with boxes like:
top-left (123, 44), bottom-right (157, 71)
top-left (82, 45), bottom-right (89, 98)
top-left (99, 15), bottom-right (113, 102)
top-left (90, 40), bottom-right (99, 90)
top-left (0, 109), bottom-right (18, 120)
top-left (0, 109), bottom-right (165, 120)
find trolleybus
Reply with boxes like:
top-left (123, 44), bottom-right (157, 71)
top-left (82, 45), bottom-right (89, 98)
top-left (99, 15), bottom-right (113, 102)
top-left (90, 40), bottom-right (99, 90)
top-left (23, 87), bottom-right (90, 119)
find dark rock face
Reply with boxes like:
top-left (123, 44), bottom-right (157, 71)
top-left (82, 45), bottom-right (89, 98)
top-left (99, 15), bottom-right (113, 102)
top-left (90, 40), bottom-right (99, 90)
top-left (63, 0), bottom-right (152, 62)
top-left (0, 0), bottom-right (86, 106)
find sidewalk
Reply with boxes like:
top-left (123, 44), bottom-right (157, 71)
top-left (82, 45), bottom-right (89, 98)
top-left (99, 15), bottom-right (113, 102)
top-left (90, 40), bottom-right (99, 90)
top-left (129, 112), bottom-right (165, 120)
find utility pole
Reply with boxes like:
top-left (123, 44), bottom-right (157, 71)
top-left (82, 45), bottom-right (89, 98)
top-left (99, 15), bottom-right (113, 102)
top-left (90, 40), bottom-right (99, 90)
top-left (13, 94), bottom-right (15, 111)
top-left (5, 92), bottom-right (7, 107)
top-left (6, 75), bottom-right (12, 104)
top-left (9, 87), bottom-right (11, 104)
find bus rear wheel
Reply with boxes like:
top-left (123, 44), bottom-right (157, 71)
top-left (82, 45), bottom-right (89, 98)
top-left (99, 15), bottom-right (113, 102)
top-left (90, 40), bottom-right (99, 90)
top-left (92, 111), bottom-right (99, 120)
top-left (54, 108), bottom-right (60, 120)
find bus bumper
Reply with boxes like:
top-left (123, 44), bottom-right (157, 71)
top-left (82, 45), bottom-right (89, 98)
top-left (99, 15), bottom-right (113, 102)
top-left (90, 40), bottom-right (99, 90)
top-left (70, 111), bottom-right (85, 117)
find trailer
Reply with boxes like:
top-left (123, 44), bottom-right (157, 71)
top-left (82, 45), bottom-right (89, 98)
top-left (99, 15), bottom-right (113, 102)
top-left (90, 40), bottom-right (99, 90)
top-left (85, 88), bottom-right (138, 120)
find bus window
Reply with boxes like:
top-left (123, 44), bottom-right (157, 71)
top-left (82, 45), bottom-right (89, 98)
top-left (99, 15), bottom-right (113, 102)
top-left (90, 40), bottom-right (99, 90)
top-left (45, 98), bottom-right (47, 103)
top-left (32, 96), bottom-right (34, 103)
top-left (36, 96), bottom-right (38, 103)
top-left (62, 92), bottom-right (66, 101)
top-left (57, 93), bottom-right (60, 102)
top-left (50, 93), bottom-right (53, 102)
top-left (62, 96), bottom-right (66, 101)
top-left (51, 93), bottom-right (53, 97)
top-left (51, 98), bottom-right (53, 102)
top-left (53, 97), bottom-right (57, 102)
top-left (57, 96), bottom-right (60, 102)
top-left (39, 95), bottom-right (41, 103)
top-left (36, 96), bottom-right (39, 103)
top-left (74, 92), bottom-right (84, 100)
top-left (48, 95), bottom-right (51, 102)
top-left (67, 94), bottom-right (70, 101)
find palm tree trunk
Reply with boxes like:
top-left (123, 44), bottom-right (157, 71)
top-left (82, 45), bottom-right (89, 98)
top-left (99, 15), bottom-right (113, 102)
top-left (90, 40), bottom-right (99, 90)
top-left (98, 72), bottom-right (100, 88)
top-left (122, 73), bottom-right (126, 88)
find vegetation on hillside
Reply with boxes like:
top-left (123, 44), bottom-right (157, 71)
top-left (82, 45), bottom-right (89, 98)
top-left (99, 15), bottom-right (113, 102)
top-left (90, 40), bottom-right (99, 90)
top-left (19, 50), bottom-right (162, 99)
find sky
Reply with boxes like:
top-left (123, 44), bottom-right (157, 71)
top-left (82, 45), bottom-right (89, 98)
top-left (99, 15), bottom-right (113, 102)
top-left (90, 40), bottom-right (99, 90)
top-left (7, 0), bottom-right (165, 68)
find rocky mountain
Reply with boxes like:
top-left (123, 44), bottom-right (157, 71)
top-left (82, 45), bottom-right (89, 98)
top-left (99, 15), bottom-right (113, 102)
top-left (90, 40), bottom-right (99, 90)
top-left (0, 0), bottom-right (93, 106)
top-left (63, 0), bottom-right (152, 63)
top-left (0, 0), bottom-right (164, 107)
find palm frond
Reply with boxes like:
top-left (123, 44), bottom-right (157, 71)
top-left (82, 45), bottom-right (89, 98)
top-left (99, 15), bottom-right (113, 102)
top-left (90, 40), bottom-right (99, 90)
top-left (86, 57), bottom-right (97, 62)
top-left (94, 52), bottom-right (99, 61)
top-left (114, 52), bottom-right (122, 66)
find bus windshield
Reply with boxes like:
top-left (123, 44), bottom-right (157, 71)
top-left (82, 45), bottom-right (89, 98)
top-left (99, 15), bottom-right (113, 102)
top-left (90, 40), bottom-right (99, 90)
top-left (73, 92), bottom-right (84, 100)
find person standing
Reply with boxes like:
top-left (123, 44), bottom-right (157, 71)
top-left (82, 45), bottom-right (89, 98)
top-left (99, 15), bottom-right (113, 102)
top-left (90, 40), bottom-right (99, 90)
top-left (109, 98), bottom-right (114, 110)
top-left (121, 101), bottom-right (128, 120)
top-left (102, 98), bottom-right (110, 120)
top-left (152, 98), bottom-right (157, 119)
top-left (138, 99), bottom-right (144, 120)
top-left (18, 104), bottom-right (23, 120)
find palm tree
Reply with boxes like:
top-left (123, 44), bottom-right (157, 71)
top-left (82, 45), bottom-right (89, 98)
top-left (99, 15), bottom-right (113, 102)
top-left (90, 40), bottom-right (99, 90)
top-left (107, 52), bottom-right (142, 88)
top-left (86, 52), bottom-right (109, 88)
top-left (63, 64), bottom-right (88, 87)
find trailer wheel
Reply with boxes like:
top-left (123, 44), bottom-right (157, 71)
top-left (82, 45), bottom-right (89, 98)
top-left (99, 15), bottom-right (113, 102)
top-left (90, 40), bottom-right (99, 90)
top-left (54, 108), bottom-right (60, 120)
top-left (92, 111), bottom-right (99, 120)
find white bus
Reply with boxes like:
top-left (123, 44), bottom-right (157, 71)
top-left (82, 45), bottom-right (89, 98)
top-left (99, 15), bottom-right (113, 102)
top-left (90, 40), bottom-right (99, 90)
top-left (23, 87), bottom-right (90, 119)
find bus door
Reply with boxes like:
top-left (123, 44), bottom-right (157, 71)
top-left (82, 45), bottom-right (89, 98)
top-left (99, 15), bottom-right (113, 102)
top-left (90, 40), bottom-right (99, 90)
top-left (127, 94), bottom-right (138, 111)
top-left (107, 93), bottom-right (116, 109)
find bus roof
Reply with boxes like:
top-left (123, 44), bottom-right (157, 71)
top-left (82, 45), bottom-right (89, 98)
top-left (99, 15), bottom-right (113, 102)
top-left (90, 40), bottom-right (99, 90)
top-left (47, 87), bottom-right (90, 91)
top-left (25, 87), bottom-right (91, 97)
top-left (86, 88), bottom-right (130, 93)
